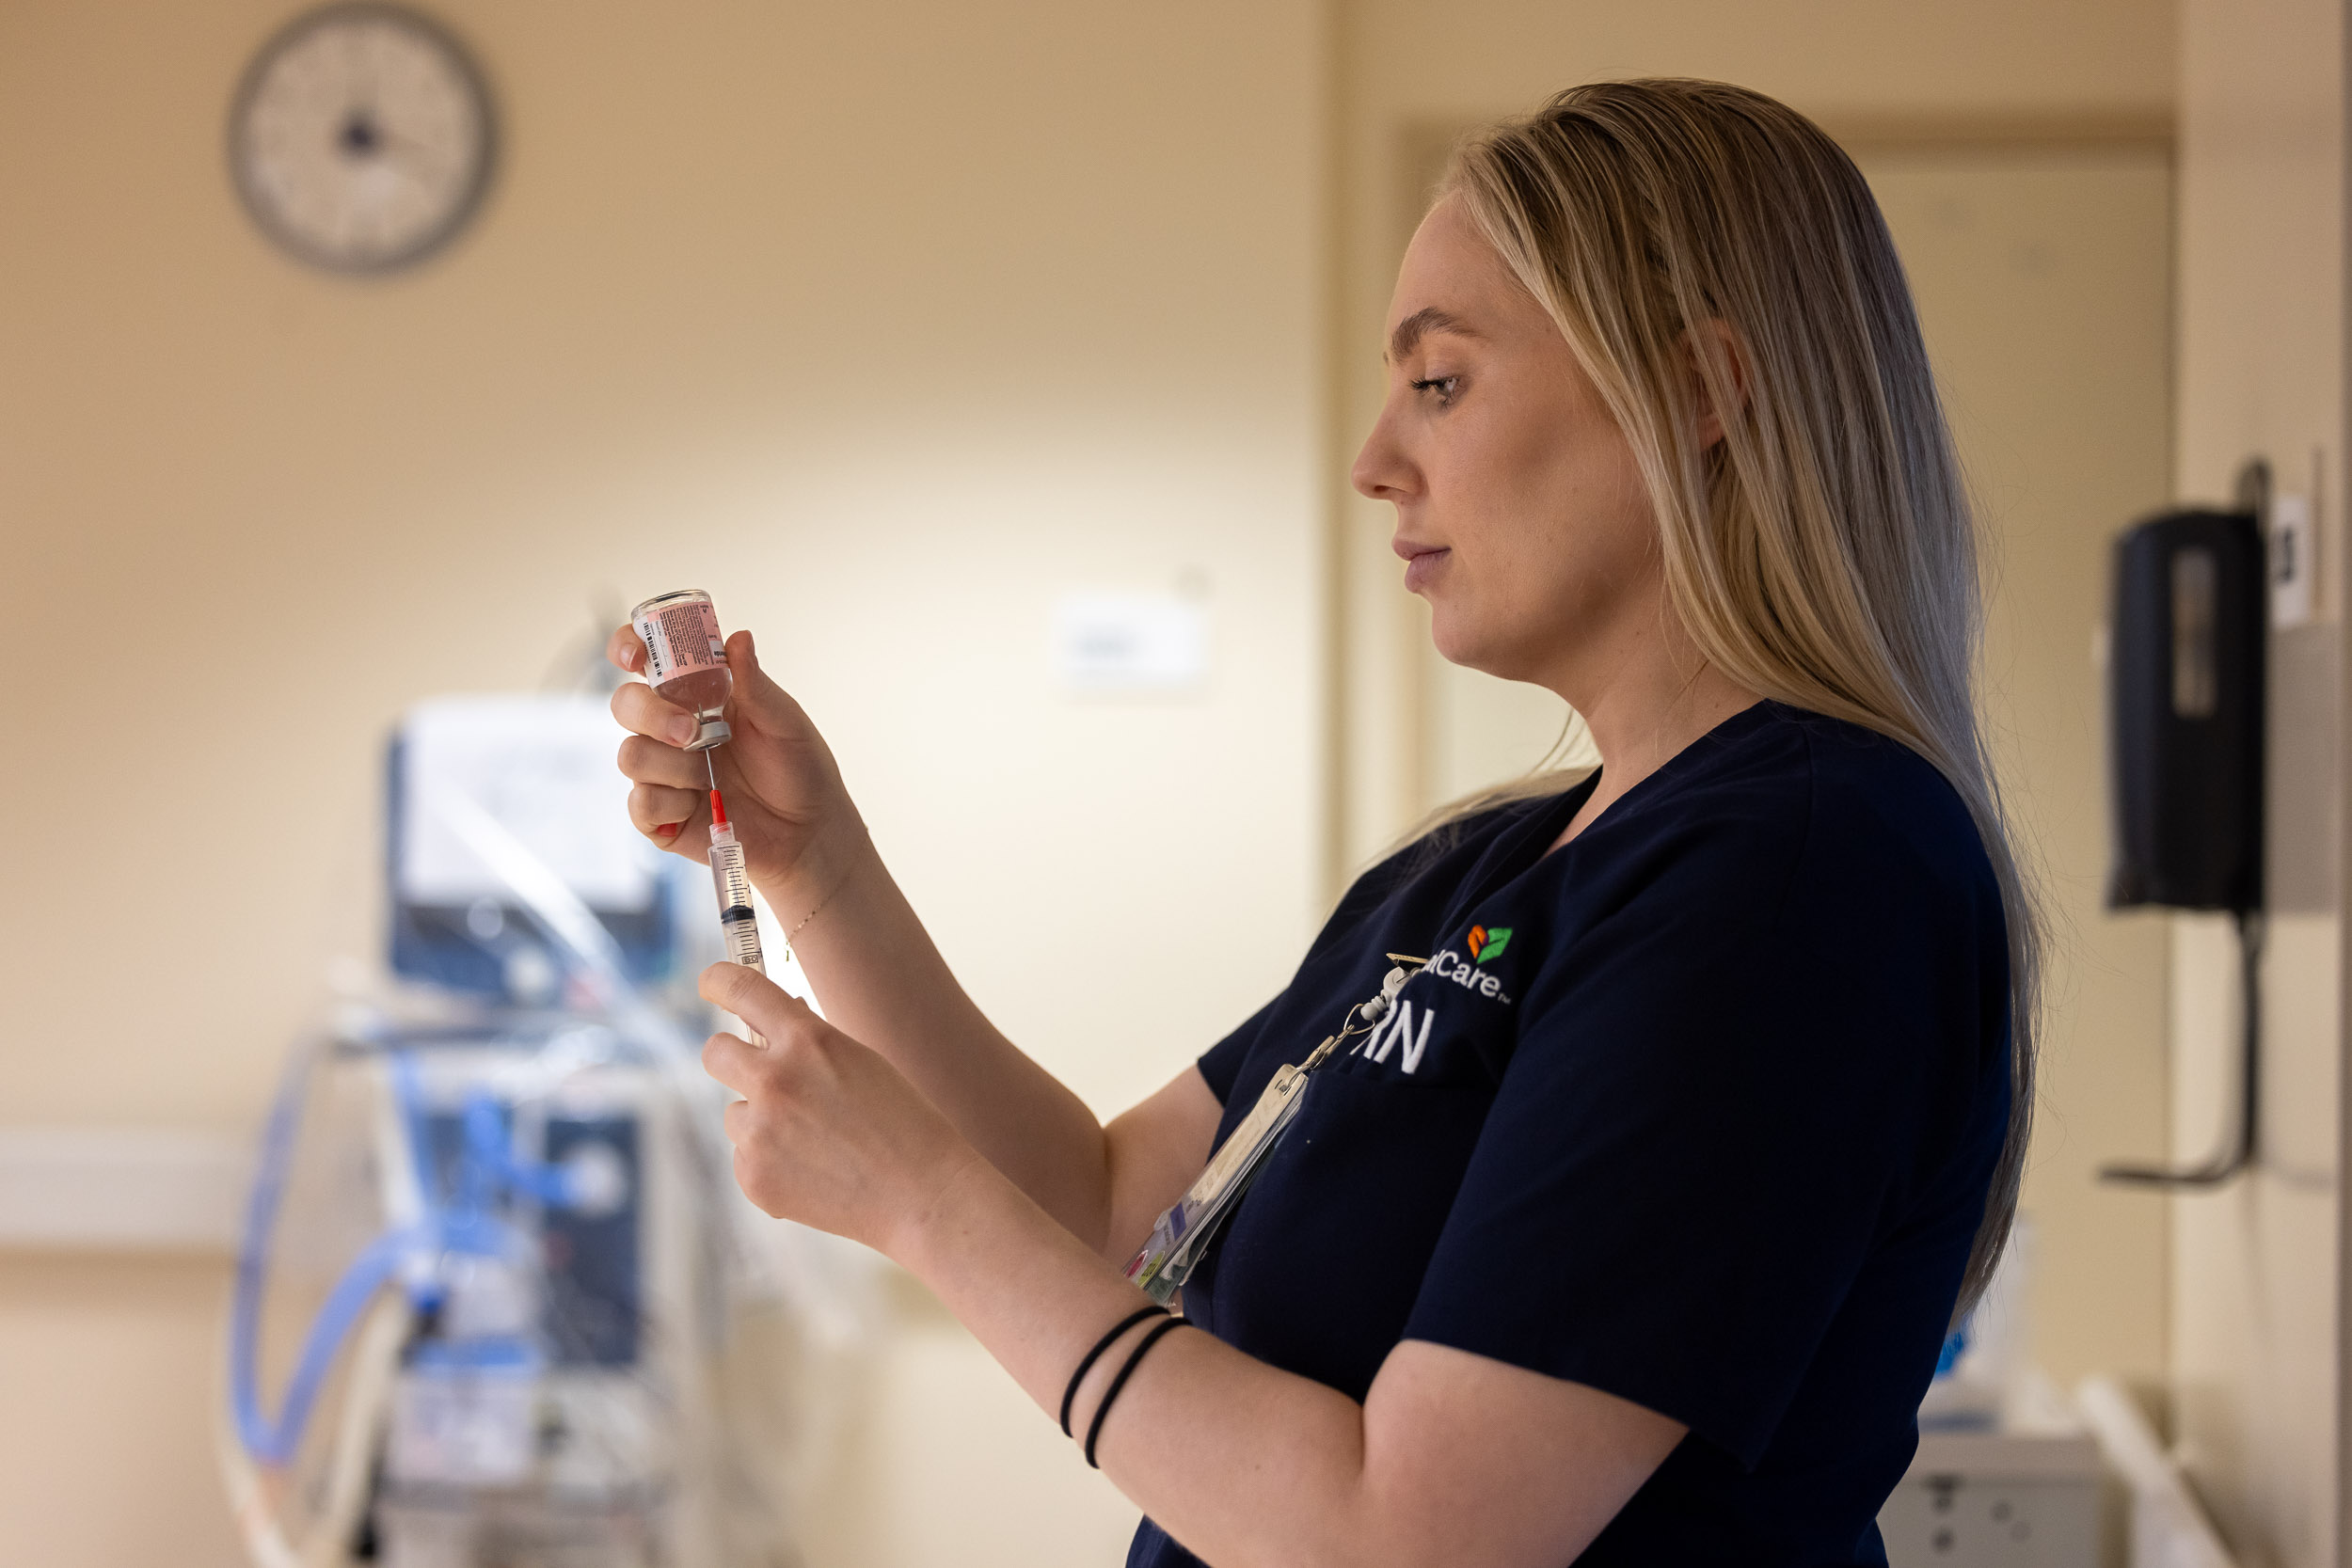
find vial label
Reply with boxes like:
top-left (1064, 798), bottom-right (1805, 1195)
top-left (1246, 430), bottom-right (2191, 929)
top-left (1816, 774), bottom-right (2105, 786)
top-left (636, 600), bottom-right (726, 685)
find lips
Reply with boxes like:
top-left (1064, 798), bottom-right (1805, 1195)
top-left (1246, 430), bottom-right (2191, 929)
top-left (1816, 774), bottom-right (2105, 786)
top-left (1393, 536), bottom-right (1451, 594)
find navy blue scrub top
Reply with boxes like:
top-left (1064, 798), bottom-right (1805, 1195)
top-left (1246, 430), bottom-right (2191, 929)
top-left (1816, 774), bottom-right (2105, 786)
top-left (1126, 703), bottom-right (2011, 1568)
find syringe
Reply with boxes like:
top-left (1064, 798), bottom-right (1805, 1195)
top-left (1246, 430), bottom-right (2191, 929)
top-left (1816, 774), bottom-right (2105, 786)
top-left (706, 780), bottom-right (770, 1048)
top-left (707, 786), bottom-right (767, 976)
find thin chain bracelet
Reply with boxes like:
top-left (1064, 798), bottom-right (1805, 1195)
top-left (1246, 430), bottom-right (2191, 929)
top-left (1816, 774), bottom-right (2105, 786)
top-left (784, 861), bottom-right (856, 951)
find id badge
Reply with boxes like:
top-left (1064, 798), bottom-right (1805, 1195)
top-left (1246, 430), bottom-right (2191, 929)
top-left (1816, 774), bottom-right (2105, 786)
top-left (1123, 1064), bottom-right (1313, 1304)
top-left (1122, 958), bottom-right (1421, 1306)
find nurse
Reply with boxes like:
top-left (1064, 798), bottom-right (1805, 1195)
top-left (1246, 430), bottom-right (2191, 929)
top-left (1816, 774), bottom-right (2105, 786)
top-left (610, 78), bottom-right (2036, 1566)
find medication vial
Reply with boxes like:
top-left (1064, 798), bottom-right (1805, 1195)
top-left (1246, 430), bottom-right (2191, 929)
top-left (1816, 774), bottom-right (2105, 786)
top-left (630, 589), bottom-right (734, 750)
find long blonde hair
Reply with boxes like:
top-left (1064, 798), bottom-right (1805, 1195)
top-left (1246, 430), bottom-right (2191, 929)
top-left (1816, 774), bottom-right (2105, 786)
top-left (1439, 79), bottom-right (2040, 1312)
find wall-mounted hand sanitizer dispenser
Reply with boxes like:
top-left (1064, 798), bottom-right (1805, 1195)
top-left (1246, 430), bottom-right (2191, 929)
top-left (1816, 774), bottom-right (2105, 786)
top-left (2102, 495), bottom-right (2266, 1189)
top-left (2106, 506), bottom-right (2265, 914)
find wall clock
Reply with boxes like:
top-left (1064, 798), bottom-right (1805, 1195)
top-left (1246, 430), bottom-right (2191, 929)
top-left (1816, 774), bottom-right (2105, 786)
top-left (229, 4), bottom-right (496, 274)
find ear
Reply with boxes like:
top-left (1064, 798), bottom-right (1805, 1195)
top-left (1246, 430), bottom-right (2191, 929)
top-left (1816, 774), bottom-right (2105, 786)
top-left (1683, 319), bottom-right (1751, 450)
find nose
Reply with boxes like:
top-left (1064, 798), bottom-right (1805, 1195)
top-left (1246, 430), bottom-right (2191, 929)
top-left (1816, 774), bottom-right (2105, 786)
top-left (1352, 401), bottom-right (1416, 502)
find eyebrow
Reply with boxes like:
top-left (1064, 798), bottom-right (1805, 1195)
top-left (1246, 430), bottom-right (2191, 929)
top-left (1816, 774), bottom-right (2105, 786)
top-left (1386, 307), bottom-right (1480, 364)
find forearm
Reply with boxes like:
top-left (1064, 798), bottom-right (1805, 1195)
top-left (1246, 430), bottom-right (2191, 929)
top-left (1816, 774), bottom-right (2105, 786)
top-left (699, 962), bottom-right (1671, 1568)
top-left (763, 826), bottom-right (1117, 1245)
top-left (898, 1154), bottom-right (1388, 1568)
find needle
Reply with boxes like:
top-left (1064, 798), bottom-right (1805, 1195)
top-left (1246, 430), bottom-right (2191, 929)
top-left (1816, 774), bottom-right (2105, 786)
top-left (704, 748), bottom-right (718, 791)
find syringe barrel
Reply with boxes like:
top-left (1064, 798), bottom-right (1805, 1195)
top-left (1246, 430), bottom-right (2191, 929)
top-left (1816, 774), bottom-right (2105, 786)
top-left (720, 911), bottom-right (766, 974)
top-left (708, 824), bottom-right (766, 975)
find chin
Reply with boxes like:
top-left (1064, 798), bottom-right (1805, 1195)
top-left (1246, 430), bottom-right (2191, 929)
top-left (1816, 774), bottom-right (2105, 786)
top-left (1429, 603), bottom-right (1549, 683)
top-left (1426, 607), bottom-right (1500, 674)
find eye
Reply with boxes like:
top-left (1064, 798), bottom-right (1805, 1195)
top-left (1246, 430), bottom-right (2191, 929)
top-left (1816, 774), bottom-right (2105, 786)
top-left (1410, 374), bottom-right (1461, 407)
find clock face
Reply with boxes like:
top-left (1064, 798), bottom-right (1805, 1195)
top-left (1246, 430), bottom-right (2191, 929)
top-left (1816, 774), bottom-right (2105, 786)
top-left (229, 4), bottom-right (494, 274)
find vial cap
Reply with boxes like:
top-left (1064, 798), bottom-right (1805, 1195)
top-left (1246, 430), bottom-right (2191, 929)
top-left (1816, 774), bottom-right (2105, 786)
top-left (685, 717), bottom-right (734, 751)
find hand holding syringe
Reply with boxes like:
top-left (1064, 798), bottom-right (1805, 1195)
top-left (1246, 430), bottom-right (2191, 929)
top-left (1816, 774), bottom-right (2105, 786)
top-left (629, 590), bottom-right (771, 1042)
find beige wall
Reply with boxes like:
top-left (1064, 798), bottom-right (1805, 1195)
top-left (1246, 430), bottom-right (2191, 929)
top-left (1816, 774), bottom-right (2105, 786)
top-left (0, 0), bottom-right (1322, 1561)
top-left (0, 1254), bottom-right (246, 1565)
top-left (2170, 0), bottom-right (2346, 1560)
top-left (0, 0), bottom-right (1326, 1133)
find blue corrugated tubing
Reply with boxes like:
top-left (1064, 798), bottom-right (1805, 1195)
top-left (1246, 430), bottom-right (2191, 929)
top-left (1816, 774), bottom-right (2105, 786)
top-left (230, 1048), bottom-right (429, 1468)
top-left (232, 1226), bottom-right (422, 1465)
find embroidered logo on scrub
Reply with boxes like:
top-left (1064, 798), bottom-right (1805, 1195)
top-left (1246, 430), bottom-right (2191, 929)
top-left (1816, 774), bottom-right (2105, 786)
top-left (1425, 927), bottom-right (1517, 1005)
top-left (1350, 992), bottom-right (1438, 1073)
top-left (1349, 926), bottom-right (1521, 1076)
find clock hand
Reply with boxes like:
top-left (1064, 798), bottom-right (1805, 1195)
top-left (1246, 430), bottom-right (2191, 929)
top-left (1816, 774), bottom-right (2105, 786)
top-left (375, 134), bottom-right (453, 184)
top-left (343, 24), bottom-right (378, 119)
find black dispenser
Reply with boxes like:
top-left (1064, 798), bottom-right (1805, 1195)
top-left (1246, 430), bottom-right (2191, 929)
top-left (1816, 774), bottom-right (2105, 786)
top-left (2101, 470), bottom-right (2266, 1187)
top-left (2105, 508), bottom-right (2265, 913)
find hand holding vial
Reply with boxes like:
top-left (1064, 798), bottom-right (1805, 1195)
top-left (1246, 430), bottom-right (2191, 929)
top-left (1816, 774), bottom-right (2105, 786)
top-left (607, 598), bottom-right (863, 919)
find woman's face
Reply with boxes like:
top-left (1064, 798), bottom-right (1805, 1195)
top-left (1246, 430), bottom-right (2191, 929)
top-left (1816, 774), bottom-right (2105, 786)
top-left (1353, 195), bottom-right (1660, 690)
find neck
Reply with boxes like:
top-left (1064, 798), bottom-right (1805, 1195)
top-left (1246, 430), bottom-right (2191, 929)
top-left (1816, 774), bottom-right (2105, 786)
top-left (1546, 598), bottom-right (1759, 847)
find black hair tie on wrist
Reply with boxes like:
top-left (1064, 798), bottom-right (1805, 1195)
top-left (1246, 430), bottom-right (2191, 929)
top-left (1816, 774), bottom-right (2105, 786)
top-left (1084, 1315), bottom-right (1190, 1469)
top-left (1060, 1306), bottom-right (1165, 1437)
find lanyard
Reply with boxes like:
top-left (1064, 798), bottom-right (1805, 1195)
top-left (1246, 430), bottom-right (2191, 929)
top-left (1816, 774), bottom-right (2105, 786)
top-left (1123, 955), bottom-right (1425, 1304)
top-left (1120, 780), bottom-right (1586, 1303)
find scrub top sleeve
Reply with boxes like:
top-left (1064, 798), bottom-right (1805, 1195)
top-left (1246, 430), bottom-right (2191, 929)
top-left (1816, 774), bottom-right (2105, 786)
top-left (1400, 882), bottom-right (1942, 1467)
top-left (1196, 994), bottom-right (1283, 1106)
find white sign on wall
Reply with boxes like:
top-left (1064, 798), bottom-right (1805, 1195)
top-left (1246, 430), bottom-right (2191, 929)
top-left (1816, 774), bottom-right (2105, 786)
top-left (1052, 591), bottom-right (1211, 694)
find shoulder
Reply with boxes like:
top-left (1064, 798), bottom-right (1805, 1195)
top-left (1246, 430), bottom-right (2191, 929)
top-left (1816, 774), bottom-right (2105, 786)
top-left (1770, 705), bottom-right (2001, 919)
top-left (1501, 705), bottom-right (2006, 1123)
top-left (1562, 703), bottom-right (1995, 931)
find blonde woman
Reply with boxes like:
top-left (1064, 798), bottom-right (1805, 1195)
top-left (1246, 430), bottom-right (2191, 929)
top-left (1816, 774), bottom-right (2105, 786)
top-left (609, 78), bottom-right (2035, 1567)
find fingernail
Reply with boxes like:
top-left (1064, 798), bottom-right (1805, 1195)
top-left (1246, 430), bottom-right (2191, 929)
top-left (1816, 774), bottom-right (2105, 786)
top-left (656, 822), bottom-right (681, 839)
top-left (667, 716), bottom-right (696, 745)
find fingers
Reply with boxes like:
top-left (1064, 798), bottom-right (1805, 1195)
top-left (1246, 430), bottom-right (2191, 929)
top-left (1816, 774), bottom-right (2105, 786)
top-left (608, 624), bottom-right (648, 675)
top-left (719, 1077), bottom-right (787, 1218)
top-left (617, 734), bottom-right (707, 790)
top-left (705, 1030), bottom-right (768, 1100)
top-left (614, 717), bottom-right (707, 844)
top-left (611, 681), bottom-right (702, 748)
top-left (723, 629), bottom-right (818, 737)
top-left (628, 782), bottom-right (705, 843)
top-left (700, 961), bottom-right (811, 1047)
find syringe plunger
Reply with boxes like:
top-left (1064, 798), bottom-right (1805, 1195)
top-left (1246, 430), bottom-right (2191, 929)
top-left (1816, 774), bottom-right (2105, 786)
top-left (707, 790), bottom-right (766, 976)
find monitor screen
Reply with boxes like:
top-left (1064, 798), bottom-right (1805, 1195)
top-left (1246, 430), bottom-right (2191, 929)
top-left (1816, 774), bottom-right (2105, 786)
top-left (389, 694), bottom-right (674, 999)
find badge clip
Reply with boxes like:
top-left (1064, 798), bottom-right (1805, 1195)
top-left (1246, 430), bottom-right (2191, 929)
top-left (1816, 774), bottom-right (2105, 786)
top-left (1122, 958), bottom-right (1424, 1304)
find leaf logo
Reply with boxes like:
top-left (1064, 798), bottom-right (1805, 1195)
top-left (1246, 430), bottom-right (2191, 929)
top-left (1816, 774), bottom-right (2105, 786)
top-left (1467, 925), bottom-right (1513, 964)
